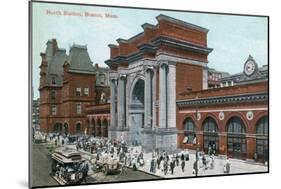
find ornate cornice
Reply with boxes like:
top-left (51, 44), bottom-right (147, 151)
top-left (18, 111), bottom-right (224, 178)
top-left (177, 92), bottom-right (268, 107)
top-left (105, 36), bottom-right (212, 67)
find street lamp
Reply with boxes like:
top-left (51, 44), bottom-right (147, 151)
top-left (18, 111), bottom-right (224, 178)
top-left (195, 94), bottom-right (199, 177)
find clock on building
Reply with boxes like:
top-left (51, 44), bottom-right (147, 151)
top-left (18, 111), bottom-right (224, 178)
top-left (244, 56), bottom-right (257, 76)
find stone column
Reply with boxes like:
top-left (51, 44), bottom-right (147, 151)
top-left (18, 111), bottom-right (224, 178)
top-left (144, 67), bottom-right (153, 128)
top-left (117, 74), bottom-right (126, 129)
top-left (167, 63), bottom-right (176, 128)
top-left (159, 63), bottom-right (167, 128)
top-left (110, 79), bottom-right (116, 128)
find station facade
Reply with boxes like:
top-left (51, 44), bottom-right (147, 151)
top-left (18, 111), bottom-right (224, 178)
top-left (105, 14), bottom-right (268, 161)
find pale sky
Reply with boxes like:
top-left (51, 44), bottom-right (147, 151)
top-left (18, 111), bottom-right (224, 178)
top-left (32, 2), bottom-right (268, 99)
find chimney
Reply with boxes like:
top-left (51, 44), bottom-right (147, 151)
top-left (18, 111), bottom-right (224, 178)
top-left (95, 63), bottom-right (99, 69)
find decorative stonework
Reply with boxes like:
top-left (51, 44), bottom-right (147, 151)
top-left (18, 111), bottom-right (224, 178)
top-left (219, 111), bottom-right (225, 121)
top-left (246, 111), bottom-right (254, 120)
top-left (196, 112), bottom-right (201, 121)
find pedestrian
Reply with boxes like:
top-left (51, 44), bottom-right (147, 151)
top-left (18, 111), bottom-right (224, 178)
top-left (181, 152), bottom-right (185, 161)
top-left (208, 145), bottom-right (212, 156)
top-left (181, 160), bottom-right (185, 172)
top-left (193, 160), bottom-right (198, 175)
top-left (210, 155), bottom-right (214, 170)
top-left (82, 161), bottom-right (89, 183)
top-left (212, 143), bottom-right (216, 155)
top-left (176, 154), bottom-right (179, 166)
top-left (164, 160), bottom-right (168, 175)
top-left (150, 159), bottom-right (154, 173)
top-left (202, 155), bottom-right (207, 169)
top-left (170, 160), bottom-right (175, 175)
top-left (157, 157), bottom-right (161, 169)
top-left (224, 159), bottom-right (231, 174)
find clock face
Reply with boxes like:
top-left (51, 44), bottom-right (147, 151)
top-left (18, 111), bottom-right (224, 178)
top-left (244, 60), bottom-right (256, 76)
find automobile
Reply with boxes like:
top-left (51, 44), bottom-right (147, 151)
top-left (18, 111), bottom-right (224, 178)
top-left (51, 147), bottom-right (87, 185)
top-left (33, 131), bottom-right (45, 143)
top-left (91, 153), bottom-right (121, 175)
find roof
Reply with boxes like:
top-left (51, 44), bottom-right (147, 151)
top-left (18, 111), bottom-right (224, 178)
top-left (46, 48), bottom-right (67, 86)
top-left (42, 40), bottom-right (97, 87)
top-left (221, 65), bottom-right (268, 83)
top-left (68, 44), bottom-right (95, 74)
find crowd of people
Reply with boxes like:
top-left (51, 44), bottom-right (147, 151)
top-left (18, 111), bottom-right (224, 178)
top-left (36, 131), bottom-right (232, 176)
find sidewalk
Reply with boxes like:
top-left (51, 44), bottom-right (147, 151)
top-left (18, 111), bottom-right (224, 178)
top-left (59, 143), bottom-right (268, 178)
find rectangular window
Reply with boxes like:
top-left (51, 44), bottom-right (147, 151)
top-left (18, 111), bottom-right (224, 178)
top-left (84, 87), bottom-right (89, 96)
top-left (76, 103), bottom-right (82, 114)
top-left (76, 88), bottom-right (81, 96)
top-left (51, 105), bottom-right (56, 115)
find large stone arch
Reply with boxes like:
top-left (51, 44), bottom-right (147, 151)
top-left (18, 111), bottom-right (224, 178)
top-left (128, 76), bottom-right (145, 146)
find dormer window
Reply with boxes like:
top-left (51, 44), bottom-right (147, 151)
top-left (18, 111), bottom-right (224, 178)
top-left (51, 76), bottom-right (56, 85)
top-left (100, 74), bottom-right (105, 85)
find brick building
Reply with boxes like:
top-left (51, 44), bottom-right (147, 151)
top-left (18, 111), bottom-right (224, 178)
top-left (105, 14), bottom-right (268, 162)
top-left (39, 39), bottom-right (109, 135)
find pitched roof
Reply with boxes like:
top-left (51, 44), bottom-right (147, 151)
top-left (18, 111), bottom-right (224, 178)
top-left (46, 48), bottom-right (67, 86)
top-left (68, 44), bottom-right (95, 74)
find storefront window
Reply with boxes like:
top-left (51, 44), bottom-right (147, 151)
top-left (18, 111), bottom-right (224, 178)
top-left (256, 116), bottom-right (269, 162)
top-left (183, 118), bottom-right (196, 144)
top-left (203, 117), bottom-right (219, 153)
top-left (227, 116), bottom-right (246, 159)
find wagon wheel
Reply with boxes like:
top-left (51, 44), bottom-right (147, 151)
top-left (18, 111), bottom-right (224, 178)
top-left (103, 165), bottom-right (109, 175)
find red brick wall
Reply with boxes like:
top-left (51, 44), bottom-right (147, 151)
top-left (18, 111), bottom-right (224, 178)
top-left (109, 17), bottom-right (208, 58)
top-left (176, 63), bottom-right (203, 99)
top-left (176, 99), bottom-right (268, 159)
top-left (39, 71), bottom-right (96, 134)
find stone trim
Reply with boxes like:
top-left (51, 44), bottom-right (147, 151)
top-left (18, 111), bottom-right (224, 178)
top-left (156, 14), bottom-right (209, 33)
top-left (177, 92), bottom-right (268, 107)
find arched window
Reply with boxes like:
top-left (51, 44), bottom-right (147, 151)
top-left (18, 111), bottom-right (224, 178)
top-left (53, 123), bottom-right (62, 133)
top-left (256, 116), bottom-right (268, 162)
top-left (203, 117), bottom-right (218, 133)
top-left (76, 123), bottom-right (81, 133)
top-left (256, 116), bottom-right (268, 136)
top-left (203, 117), bottom-right (219, 154)
top-left (100, 74), bottom-right (106, 85)
top-left (183, 118), bottom-right (196, 144)
top-left (227, 117), bottom-right (246, 134)
top-left (227, 116), bottom-right (246, 159)
top-left (63, 123), bottom-right (68, 136)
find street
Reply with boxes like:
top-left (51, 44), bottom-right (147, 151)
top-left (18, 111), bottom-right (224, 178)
top-left (31, 143), bottom-right (159, 187)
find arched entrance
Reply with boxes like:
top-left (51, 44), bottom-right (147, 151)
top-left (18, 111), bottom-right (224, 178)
top-left (102, 119), bottom-right (108, 138)
top-left (97, 119), bottom-right (101, 137)
top-left (203, 117), bottom-right (219, 154)
top-left (53, 123), bottom-right (62, 134)
top-left (63, 123), bottom-right (69, 136)
top-left (182, 117), bottom-right (196, 144)
top-left (76, 122), bottom-right (81, 134)
top-left (227, 116), bottom-right (247, 159)
top-left (256, 116), bottom-right (268, 162)
top-left (92, 120), bottom-right (96, 137)
top-left (129, 78), bottom-right (144, 146)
